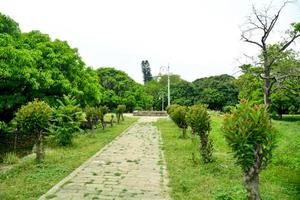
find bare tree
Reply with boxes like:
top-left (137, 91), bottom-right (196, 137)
top-left (241, 0), bottom-right (300, 107)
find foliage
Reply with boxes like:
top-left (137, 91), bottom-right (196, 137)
top-left (82, 106), bottom-right (103, 129)
top-left (116, 104), bottom-right (126, 123)
top-left (3, 152), bottom-right (20, 164)
top-left (168, 105), bottom-right (188, 138)
top-left (0, 117), bottom-right (137, 200)
top-left (235, 57), bottom-right (300, 117)
top-left (141, 60), bottom-right (153, 83)
top-left (222, 100), bottom-right (276, 199)
top-left (156, 115), bottom-right (300, 200)
top-left (186, 104), bottom-right (213, 163)
top-left (222, 105), bottom-right (234, 113)
top-left (193, 74), bottom-right (238, 110)
top-left (0, 13), bottom-right (20, 36)
top-left (171, 81), bottom-right (195, 106)
top-left (13, 99), bottom-right (52, 162)
top-left (0, 23), bottom-right (102, 122)
top-left (49, 96), bottom-right (85, 146)
top-left (97, 67), bottom-right (153, 111)
top-left (14, 100), bottom-right (52, 135)
top-left (166, 104), bottom-right (180, 115)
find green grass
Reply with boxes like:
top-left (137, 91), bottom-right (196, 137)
top-left (0, 117), bottom-right (137, 200)
top-left (156, 116), bottom-right (300, 200)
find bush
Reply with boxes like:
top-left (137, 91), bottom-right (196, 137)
top-left (166, 104), bottom-right (180, 115)
top-left (222, 99), bottom-right (276, 200)
top-left (169, 106), bottom-right (188, 138)
top-left (116, 105), bottom-right (126, 123)
top-left (49, 96), bottom-right (85, 146)
top-left (222, 105), bottom-right (234, 113)
top-left (82, 106), bottom-right (103, 129)
top-left (14, 99), bottom-right (52, 163)
top-left (3, 152), bottom-right (20, 165)
top-left (186, 104), bottom-right (213, 163)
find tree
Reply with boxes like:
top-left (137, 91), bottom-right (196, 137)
top-left (141, 60), bottom-right (153, 83)
top-left (168, 105), bottom-right (188, 138)
top-left (0, 28), bottom-right (102, 122)
top-left (235, 53), bottom-right (300, 117)
top-left (13, 100), bottom-right (52, 163)
top-left (193, 74), bottom-right (238, 110)
top-left (186, 104), bottom-right (213, 163)
top-left (97, 67), bottom-right (152, 111)
top-left (0, 12), bottom-right (20, 36)
top-left (222, 100), bottom-right (276, 200)
top-left (171, 81), bottom-right (195, 106)
top-left (241, 1), bottom-right (300, 107)
top-left (116, 105), bottom-right (126, 123)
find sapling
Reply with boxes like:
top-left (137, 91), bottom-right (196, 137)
top-left (222, 100), bottom-right (276, 200)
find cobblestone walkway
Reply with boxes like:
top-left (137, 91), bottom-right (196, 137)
top-left (39, 117), bottom-right (170, 200)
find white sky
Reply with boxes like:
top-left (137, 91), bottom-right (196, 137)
top-left (1, 0), bottom-right (299, 83)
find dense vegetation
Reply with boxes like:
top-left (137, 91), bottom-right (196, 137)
top-left (156, 115), bottom-right (300, 200)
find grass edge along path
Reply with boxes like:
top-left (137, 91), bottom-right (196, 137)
top-left (155, 115), bottom-right (300, 200)
top-left (0, 117), bottom-right (138, 200)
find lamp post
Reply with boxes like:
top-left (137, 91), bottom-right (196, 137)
top-left (159, 64), bottom-right (171, 107)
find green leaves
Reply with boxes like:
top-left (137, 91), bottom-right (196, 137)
top-left (14, 99), bottom-right (52, 135)
top-left (186, 104), bottom-right (211, 134)
top-left (49, 95), bottom-right (85, 146)
top-left (222, 100), bottom-right (276, 173)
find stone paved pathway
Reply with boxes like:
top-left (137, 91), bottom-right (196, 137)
top-left (39, 117), bottom-right (170, 200)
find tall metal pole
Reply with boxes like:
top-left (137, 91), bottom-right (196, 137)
top-left (167, 64), bottom-right (170, 107)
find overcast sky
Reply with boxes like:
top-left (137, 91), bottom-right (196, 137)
top-left (1, 0), bottom-right (299, 83)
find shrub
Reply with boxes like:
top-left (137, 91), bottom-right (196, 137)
top-left (50, 96), bottom-right (85, 146)
top-left (82, 106), bottom-right (102, 129)
top-left (222, 99), bottom-right (276, 200)
top-left (169, 106), bottom-right (188, 138)
top-left (116, 105), bottom-right (126, 123)
top-left (166, 104), bottom-right (180, 115)
top-left (222, 105), bottom-right (234, 113)
top-left (186, 104), bottom-right (213, 163)
top-left (14, 99), bottom-right (52, 163)
top-left (3, 152), bottom-right (20, 165)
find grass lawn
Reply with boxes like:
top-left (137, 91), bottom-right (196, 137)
top-left (156, 114), bottom-right (300, 200)
top-left (0, 117), bottom-right (137, 200)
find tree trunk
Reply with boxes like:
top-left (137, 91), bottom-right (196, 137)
top-left (245, 173), bottom-right (261, 200)
top-left (263, 53), bottom-right (272, 108)
top-left (264, 78), bottom-right (272, 107)
top-left (36, 131), bottom-right (44, 163)
top-left (182, 128), bottom-right (186, 138)
top-left (117, 114), bottom-right (120, 124)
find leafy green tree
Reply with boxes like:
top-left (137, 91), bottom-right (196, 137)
top-left (241, 2), bottom-right (300, 107)
top-left (234, 64), bottom-right (264, 104)
top-left (171, 81), bottom-right (195, 106)
top-left (0, 28), bottom-right (102, 122)
top-left (97, 67), bottom-right (152, 111)
top-left (193, 74), bottom-right (238, 110)
top-left (235, 55), bottom-right (300, 117)
top-left (49, 96), bottom-right (85, 146)
top-left (141, 60), bottom-right (153, 83)
top-left (13, 100), bottom-right (52, 163)
top-left (0, 13), bottom-right (20, 36)
top-left (186, 104), bottom-right (213, 163)
top-left (222, 100), bottom-right (276, 200)
top-left (169, 106), bottom-right (188, 138)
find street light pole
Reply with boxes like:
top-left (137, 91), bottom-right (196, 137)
top-left (167, 64), bottom-right (170, 107)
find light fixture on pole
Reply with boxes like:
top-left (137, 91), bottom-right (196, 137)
top-left (159, 64), bottom-right (171, 107)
